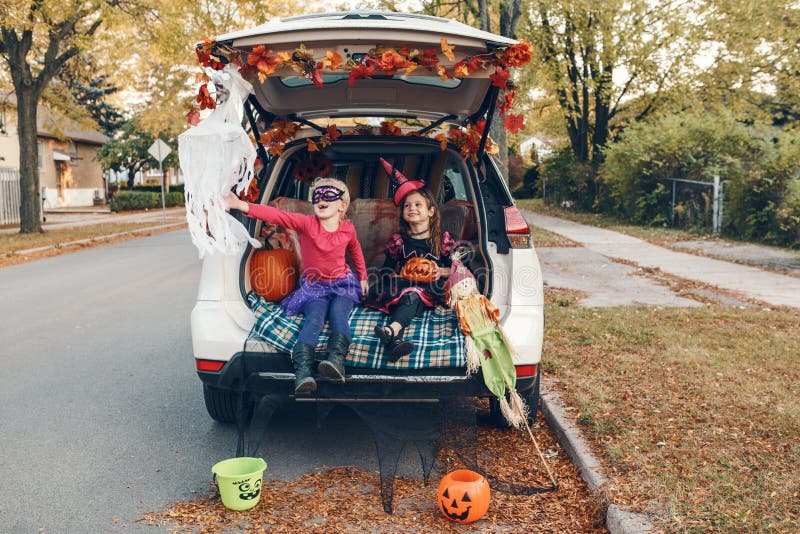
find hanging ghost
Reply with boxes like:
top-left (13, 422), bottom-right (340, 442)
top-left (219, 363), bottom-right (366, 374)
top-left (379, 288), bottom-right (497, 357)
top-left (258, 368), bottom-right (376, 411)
top-left (446, 255), bottom-right (528, 428)
top-left (179, 64), bottom-right (261, 257)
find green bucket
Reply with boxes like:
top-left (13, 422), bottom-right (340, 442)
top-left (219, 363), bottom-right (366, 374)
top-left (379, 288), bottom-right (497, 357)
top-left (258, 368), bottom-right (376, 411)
top-left (212, 457), bottom-right (267, 511)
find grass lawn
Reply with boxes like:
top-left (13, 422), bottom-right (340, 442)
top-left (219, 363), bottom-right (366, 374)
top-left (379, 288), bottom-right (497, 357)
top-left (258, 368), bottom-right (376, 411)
top-left (543, 289), bottom-right (800, 532)
top-left (530, 224), bottom-right (579, 247)
top-left (516, 198), bottom-right (703, 245)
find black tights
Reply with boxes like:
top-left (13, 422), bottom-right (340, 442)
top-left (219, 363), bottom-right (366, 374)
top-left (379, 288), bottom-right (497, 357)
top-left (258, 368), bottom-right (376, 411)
top-left (389, 292), bottom-right (425, 330)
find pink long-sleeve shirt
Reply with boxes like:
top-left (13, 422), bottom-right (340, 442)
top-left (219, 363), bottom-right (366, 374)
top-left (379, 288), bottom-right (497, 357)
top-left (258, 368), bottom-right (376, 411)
top-left (246, 203), bottom-right (367, 282)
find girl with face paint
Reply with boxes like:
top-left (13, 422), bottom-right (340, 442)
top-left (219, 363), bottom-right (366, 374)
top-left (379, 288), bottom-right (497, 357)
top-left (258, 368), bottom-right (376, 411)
top-left (222, 178), bottom-right (368, 394)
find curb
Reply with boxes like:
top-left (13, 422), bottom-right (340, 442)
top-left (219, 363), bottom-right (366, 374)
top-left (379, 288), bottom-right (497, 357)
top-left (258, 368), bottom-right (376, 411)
top-left (540, 379), bottom-right (655, 534)
top-left (0, 222), bottom-right (186, 259)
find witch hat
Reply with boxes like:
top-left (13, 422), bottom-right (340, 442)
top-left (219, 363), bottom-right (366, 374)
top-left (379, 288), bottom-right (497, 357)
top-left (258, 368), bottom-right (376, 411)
top-left (379, 157), bottom-right (425, 206)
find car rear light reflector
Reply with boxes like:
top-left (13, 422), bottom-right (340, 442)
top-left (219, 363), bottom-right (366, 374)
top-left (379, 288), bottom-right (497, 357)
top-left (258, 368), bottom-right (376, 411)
top-left (504, 206), bottom-right (532, 248)
top-left (515, 364), bottom-right (537, 377)
top-left (196, 359), bottom-right (225, 372)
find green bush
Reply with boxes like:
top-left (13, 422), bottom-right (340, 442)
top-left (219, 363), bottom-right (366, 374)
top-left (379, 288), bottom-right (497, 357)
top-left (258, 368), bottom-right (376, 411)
top-left (538, 149), bottom-right (597, 211)
top-left (110, 190), bottom-right (185, 212)
top-left (120, 184), bottom-right (185, 193)
top-left (601, 112), bottom-right (800, 246)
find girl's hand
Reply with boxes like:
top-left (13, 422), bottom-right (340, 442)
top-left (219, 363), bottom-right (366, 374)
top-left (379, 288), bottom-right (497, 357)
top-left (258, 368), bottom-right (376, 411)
top-left (435, 267), bottom-right (451, 280)
top-left (221, 190), bottom-right (248, 213)
top-left (360, 280), bottom-right (370, 298)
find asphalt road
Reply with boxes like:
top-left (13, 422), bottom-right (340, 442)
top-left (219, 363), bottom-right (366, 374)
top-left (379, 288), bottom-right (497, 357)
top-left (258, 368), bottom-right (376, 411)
top-left (0, 230), bottom-right (405, 532)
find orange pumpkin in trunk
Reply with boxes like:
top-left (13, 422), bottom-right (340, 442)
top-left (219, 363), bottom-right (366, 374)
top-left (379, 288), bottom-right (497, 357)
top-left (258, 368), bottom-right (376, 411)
top-left (249, 248), bottom-right (298, 302)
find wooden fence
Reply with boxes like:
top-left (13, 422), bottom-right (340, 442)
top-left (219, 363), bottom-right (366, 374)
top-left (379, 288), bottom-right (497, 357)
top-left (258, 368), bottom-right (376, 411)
top-left (0, 167), bottom-right (21, 225)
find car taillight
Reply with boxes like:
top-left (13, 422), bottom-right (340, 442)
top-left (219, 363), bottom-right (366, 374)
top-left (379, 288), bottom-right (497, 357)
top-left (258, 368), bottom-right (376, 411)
top-left (515, 364), bottom-right (537, 377)
top-left (504, 206), bottom-right (532, 248)
top-left (196, 359), bottom-right (225, 372)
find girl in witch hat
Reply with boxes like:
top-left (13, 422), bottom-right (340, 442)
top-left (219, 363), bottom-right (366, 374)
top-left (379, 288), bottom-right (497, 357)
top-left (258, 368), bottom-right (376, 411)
top-left (365, 158), bottom-right (456, 361)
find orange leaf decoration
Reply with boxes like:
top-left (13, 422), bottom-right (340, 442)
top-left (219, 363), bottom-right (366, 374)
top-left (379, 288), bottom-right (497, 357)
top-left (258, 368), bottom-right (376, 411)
top-left (306, 138), bottom-right (320, 152)
top-left (196, 84), bottom-right (216, 110)
top-left (498, 89), bottom-right (516, 116)
top-left (348, 61), bottom-right (374, 86)
top-left (490, 66), bottom-right (510, 89)
top-left (453, 61), bottom-right (470, 78)
top-left (503, 113), bottom-right (525, 134)
top-left (500, 40), bottom-right (533, 67)
top-left (276, 51), bottom-right (293, 66)
top-left (436, 65), bottom-right (453, 81)
top-left (247, 45), bottom-right (278, 83)
top-left (376, 49), bottom-right (410, 75)
top-left (468, 56), bottom-right (486, 72)
top-left (440, 38), bottom-right (455, 61)
top-left (240, 179), bottom-right (261, 203)
top-left (380, 121), bottom-right (403, 136)
top-left (435, 133), bottom-right (448, 151)
top-left (186, 108), bottom-right (201, 126)
top-left (320, 50), bottom-right (343, 70)
top-left (326, 124), bottom-right (341, 142)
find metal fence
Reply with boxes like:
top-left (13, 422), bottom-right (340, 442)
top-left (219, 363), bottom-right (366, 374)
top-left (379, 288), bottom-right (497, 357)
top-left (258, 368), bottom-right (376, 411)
top-left (663, 175), bottom-right (725, 235)
top-left (0, 167), bottom-right (21, 225)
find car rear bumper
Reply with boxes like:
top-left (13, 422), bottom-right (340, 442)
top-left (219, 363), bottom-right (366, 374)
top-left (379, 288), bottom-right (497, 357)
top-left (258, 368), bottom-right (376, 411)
top-left (196, 352), bottom-right (537, 400)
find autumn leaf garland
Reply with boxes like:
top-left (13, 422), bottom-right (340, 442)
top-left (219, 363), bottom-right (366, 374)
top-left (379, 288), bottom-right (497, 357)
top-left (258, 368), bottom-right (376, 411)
top-left (191, 37), bottom-right (532, 147)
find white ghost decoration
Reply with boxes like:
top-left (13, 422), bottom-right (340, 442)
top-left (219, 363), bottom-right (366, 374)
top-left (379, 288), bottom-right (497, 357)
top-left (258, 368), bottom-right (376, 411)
top-left (179, 64), bottom-right (261, 257)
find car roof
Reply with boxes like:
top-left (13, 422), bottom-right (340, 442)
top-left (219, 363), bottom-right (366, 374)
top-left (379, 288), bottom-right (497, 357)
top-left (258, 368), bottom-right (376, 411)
top-left (216, 10), bottom-right (517, 48)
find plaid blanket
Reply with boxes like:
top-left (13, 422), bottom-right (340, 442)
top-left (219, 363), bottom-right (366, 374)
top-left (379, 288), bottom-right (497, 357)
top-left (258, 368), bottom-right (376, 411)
top-left (246, 291), bottom-right (466, 369)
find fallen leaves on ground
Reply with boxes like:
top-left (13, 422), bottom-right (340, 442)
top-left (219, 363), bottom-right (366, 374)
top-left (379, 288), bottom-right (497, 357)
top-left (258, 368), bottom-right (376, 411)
top-left (141, 412), bottom-right (606, 533)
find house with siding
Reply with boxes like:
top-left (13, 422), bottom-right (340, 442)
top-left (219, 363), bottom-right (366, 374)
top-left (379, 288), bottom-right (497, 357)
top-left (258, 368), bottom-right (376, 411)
top-left (0, 92), bottom-right (109, 209)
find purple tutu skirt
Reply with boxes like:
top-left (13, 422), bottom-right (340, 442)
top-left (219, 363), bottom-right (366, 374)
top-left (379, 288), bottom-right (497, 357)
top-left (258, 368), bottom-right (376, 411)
top-left (280, 271), bottom-right (362, 316)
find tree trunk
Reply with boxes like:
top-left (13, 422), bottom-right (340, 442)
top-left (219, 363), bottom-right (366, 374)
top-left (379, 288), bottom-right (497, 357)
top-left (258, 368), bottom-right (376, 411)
top-left (127, 165), bottom-right (136, 189)
top-left (16, 87), bottom-right (43, 233)
top-left (490, 0), bottom-right (522, 183)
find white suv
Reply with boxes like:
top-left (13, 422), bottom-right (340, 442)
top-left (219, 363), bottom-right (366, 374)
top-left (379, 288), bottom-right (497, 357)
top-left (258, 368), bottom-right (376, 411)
top-left (190, 10), bottom-right (544, 424)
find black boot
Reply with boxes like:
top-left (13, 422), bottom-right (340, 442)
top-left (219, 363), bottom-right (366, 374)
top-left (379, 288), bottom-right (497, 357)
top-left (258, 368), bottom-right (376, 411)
top-left (291, 342), bottom-right (317, 395)
top-left (318, 332), bottom-right (348, 383)
top-left (374, 325), bottom-right (414, 362)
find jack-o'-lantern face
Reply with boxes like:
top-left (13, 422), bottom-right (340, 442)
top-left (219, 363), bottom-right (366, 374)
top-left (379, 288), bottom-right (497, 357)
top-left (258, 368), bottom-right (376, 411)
top-left (437, 469), bottom-right (490, 524)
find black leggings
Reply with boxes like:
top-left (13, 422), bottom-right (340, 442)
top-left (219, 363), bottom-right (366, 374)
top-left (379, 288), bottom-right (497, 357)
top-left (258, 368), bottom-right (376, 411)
top-left (389, 292), bottom-right (425, 329)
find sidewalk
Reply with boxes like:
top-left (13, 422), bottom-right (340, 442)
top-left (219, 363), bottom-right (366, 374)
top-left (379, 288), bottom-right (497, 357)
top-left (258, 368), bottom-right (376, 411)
top-left (0, 207), bottom-right (185, 234)
top-left (524, 211), bottom-right (800, 309)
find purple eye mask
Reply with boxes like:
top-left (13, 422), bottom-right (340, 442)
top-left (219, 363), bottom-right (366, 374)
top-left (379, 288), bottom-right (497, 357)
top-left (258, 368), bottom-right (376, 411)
top-left (312, 185), bottom-right (345, 204)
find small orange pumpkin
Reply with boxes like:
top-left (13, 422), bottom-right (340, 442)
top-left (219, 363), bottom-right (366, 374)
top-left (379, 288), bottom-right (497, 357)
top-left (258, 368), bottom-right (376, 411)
top-left (249, 248), bottom-right (298, 302)
top-left (437, 469), bottom-right (490, 524)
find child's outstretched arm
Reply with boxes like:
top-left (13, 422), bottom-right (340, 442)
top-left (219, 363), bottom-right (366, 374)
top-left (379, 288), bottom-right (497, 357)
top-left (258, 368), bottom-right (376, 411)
top-left (222, 190), bottom-right (249, 212)
top-left (221, 191), bottom-right (310, 232)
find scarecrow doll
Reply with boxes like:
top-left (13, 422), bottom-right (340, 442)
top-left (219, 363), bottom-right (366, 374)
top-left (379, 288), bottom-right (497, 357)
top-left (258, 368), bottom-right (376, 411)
top-left (446, 256), bottom-right (527, 427)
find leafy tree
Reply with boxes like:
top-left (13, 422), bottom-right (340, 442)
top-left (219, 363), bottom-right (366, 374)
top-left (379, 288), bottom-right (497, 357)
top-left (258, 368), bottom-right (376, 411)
top-left (61, 57), bottom-right (124, 136)
top-left (697, 0), bottom-right (800, 130)
top-left (0, 0), bottom-right (139, 233)
top-left (95, 119), bottom-right (177, 189)
top-left (525, 0), bottom-right (705, 168)
top-left (421, 0), bottom-right (523, 179)
top-left (123, 0), bottom-right (312, 137)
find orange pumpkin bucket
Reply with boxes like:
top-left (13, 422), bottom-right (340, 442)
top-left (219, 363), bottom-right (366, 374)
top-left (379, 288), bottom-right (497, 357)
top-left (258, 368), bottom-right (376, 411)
top-left (437, 469), bottom-right (491, 524)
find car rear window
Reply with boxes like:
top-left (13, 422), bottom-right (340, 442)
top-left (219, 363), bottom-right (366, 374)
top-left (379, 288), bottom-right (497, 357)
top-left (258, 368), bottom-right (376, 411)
top-left (279, 74), bottom-right (461, 89)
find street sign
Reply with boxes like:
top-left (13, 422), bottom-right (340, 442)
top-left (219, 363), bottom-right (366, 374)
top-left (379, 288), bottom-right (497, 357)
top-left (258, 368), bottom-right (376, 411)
top-left (148, 139), bottom-right (171, 163)
top-left (147, 138), bottom-right (172, 221)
